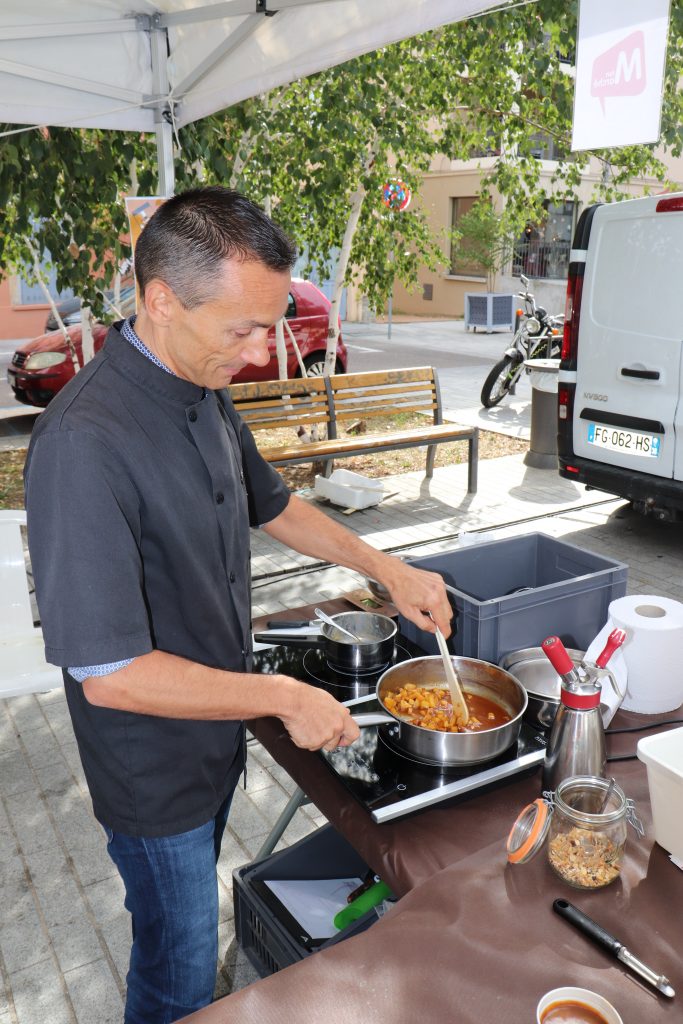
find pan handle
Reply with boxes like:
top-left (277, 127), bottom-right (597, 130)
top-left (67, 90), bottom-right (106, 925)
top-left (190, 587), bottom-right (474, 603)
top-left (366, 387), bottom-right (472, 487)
top-left (253, 632), bottom-right (324, 649)
top-left (351, 712), bottom-right (396, 728)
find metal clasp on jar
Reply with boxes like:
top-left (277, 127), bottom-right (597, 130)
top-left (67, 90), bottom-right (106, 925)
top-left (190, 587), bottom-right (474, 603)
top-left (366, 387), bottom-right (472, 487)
top-left (626, 797), bottom-right (645, 837)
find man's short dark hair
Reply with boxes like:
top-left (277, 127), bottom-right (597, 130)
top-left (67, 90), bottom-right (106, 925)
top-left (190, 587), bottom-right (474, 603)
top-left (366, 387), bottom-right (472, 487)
top-left (134, 187), bottom-right (297, 309)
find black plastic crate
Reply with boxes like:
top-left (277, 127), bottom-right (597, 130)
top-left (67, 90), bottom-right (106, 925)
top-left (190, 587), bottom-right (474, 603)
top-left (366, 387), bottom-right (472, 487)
top-left (233, 823), bottom-right (383, 978)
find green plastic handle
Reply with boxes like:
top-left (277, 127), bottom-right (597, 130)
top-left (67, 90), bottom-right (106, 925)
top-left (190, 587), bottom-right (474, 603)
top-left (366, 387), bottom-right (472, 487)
top-left (333, 880), bottom-right (393, 931)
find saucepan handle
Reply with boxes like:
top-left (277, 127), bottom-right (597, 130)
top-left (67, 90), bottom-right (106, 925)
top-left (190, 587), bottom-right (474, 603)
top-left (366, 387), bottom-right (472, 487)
top-left (253, 632), bottom-right (324, 648)
top-left (351, 712), bottom-right (396, 728)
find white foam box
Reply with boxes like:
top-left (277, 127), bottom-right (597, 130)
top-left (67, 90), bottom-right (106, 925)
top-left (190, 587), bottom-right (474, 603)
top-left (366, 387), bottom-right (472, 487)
top-left (637, 726), bottom-right (683, 862)
top-left (314, 469), bottom-right (384, 510)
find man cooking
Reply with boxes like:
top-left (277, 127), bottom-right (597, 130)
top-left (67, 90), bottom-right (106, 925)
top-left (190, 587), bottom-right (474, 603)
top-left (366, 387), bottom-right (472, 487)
top-left (24, 187), bottom-right (452, 1024)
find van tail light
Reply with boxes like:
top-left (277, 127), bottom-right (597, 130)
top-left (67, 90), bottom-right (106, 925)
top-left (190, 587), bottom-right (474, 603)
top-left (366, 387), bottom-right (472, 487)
top-left (561, 269), bottom-right (584, 365)
top-left (656, 196), bottom-right (683, 213)
top-left (557, 382), bottom-right (576, 460)
top-left (558, 385), bottom-right (570, 421)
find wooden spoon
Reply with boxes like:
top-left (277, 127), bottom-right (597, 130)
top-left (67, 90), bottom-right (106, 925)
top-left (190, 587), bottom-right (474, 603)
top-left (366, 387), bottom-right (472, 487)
top-left (431, 617), bottom-right (469, 727)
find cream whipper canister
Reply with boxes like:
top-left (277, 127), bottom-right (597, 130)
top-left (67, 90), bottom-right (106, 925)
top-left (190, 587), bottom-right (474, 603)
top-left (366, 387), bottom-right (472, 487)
top-left (540, 632), bottom-right (625, 791)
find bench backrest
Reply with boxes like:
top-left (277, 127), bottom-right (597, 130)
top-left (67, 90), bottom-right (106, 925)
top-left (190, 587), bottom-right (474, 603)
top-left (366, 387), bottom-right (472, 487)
top-left (328, 367), bottom-right (440, 429)
top-left (229, 376), bottom-right (331, 434)
top-left (228, 366), bottom-right (441, 434)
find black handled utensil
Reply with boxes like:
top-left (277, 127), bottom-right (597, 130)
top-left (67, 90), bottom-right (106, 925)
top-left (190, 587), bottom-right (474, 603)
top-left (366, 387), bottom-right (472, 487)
top-left (553, 898), bottom-right (675, 999)
top-left (265, 621), bottom-right (312, 629)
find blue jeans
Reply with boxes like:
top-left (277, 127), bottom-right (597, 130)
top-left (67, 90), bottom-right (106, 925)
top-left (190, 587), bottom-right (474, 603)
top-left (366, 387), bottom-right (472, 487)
top-left (103, 794), bottom-right (233, 1024)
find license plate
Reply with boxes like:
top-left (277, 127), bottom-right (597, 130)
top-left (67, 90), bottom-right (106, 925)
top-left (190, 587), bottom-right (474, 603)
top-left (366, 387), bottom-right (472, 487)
top-left (587, 423), bottom-right (661, 458)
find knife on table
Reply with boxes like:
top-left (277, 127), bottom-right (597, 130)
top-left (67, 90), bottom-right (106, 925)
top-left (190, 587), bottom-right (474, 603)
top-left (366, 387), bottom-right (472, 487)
top-left (553, 898), bottom-right (675, 999)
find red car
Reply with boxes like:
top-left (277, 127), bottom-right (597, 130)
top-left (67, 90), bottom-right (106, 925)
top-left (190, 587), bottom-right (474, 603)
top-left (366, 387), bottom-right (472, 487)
top-left (8, 278), bottom-right (347, 407)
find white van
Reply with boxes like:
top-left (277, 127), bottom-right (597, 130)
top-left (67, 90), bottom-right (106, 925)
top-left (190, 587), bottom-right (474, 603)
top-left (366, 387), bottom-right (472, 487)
top-left (558, 192), bottom-right (683, 520)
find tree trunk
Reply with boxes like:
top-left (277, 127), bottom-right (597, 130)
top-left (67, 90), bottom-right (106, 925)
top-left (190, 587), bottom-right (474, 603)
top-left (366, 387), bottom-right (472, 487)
top-left (283, 317), bottom-right (307, 376)
top-left (81, 305), bottom-right (94, 363)
top-left (324, 139), bottom-right (378, 375)
top-left (230, 89), bottom-right (285, 190)
top-left (274, 318), bottom-right (287, 379)
top-left (259, 195), bottom-right (288, 381)
top-left (30, 252), bottom-right (79, 373)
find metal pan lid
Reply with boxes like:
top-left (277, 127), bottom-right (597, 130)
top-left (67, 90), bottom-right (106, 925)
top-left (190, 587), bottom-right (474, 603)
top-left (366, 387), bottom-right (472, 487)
top-left (499, 648), bottom-right (585, 700)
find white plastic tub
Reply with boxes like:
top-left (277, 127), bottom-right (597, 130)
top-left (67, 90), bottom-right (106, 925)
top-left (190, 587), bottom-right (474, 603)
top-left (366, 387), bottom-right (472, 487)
top-left (637, 726), bottom-right (683, 862)
top-left (314, 469), bottom-right (384, 510)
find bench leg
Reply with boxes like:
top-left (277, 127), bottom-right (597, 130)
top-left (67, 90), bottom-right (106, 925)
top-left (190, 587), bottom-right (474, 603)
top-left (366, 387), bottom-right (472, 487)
top-left (426, 444), bottom-right (436, 478)
top-left (468, 431), bottom-right (479, 493)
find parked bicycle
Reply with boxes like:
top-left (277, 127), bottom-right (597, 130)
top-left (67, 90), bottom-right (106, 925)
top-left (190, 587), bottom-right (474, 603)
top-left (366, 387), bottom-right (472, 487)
top-left (480, 275), bottom-right (564, 408)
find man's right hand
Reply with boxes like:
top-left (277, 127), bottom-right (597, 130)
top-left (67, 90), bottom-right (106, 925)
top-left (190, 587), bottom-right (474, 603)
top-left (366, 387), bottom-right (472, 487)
top-left (279, 679), bottom-right (360, 751)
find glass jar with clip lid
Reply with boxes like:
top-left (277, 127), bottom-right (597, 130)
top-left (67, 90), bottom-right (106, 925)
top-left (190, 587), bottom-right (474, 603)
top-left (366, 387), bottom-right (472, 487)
top-left (506, 775), bottom-right (644, 890)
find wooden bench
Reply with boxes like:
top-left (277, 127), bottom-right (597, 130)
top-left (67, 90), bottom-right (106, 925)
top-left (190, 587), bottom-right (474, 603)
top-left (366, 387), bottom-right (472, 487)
top-left (228, 366), bottom-right (478, 492)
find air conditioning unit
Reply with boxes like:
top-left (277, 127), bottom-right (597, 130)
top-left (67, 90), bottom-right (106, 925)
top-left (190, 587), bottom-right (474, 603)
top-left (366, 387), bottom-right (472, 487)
top-left (464, 293), bottom-right (516, 333)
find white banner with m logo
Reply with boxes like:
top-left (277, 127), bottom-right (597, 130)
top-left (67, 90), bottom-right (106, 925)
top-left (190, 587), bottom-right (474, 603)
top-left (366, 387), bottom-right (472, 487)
top-left (572, 0), bottom-right (671, 151)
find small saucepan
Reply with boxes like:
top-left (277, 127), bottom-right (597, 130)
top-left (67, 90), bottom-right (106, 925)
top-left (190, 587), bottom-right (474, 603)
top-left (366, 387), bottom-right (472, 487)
top-left (253, 611), bottom-right (397, 673)
top-left (352, 656), bottom-right (527, 767)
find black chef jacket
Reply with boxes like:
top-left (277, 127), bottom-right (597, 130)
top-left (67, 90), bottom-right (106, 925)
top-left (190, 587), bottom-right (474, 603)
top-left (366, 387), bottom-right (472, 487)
top-left (24, 325), bottom-right (290, 837)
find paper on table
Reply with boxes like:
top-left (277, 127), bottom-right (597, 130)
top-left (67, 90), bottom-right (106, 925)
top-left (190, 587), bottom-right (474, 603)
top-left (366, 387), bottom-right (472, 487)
top-left (263, 877), bottom-right (364, 939)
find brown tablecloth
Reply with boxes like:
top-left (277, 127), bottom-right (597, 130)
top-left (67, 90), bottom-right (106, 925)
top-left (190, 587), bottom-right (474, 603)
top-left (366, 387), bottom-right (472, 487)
top-left (183, 776), bottom-right (681, 1023)
top-left (182, 711), bottom-right (681, 1023)
top-left (181, 603), bottom-right (682, 1022)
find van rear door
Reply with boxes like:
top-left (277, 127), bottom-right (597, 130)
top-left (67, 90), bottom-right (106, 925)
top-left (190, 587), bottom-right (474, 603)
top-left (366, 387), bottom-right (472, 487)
top-left (573, 195), bottom-right (683, 480)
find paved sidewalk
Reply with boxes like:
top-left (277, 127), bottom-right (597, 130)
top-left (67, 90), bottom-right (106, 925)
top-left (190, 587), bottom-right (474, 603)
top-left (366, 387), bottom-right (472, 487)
top-left (3, 446), bottom-right (683, 1021)
top-left (342, 318), bottom-right (532, 439)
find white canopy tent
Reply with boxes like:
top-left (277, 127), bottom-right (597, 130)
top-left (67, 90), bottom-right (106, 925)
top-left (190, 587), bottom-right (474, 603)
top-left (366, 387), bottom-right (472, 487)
top-left (0, 0), bottom-right (503, 193)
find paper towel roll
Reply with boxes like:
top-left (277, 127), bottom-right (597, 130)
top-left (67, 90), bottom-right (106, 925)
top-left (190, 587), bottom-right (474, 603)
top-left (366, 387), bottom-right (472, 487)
top-left (609, 595), bottom-right (683, 713)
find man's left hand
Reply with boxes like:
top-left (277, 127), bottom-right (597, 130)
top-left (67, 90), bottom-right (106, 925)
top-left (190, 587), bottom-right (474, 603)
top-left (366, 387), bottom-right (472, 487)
top-left (376, 558), bottom-right (453, 638)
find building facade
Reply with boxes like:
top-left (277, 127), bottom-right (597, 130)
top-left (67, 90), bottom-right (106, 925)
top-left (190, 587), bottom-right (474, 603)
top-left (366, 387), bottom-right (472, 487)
top-left (389, 149), bottom-right (683, 322)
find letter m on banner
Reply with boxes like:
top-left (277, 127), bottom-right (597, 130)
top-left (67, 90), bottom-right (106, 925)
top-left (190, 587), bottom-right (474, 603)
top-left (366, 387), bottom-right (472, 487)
top-left (572, 0), bottom-right (670, 151)
top-left (591, 30), bottom-right (646, 114)
top-left (615, 35), bottom-right (644, 85)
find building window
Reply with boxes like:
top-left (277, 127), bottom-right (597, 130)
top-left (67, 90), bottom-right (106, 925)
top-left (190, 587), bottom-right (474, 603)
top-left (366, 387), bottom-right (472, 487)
top-left (512, 200), bottom-right (575, 281)
top-left (17, 257), bottom-right (74, 306)
top-left (449, 196), bottom-right (485, 277)
top-left (528, 132), bottom-right (568, 162)
top-left (468, 131), bottom-right (502, 159)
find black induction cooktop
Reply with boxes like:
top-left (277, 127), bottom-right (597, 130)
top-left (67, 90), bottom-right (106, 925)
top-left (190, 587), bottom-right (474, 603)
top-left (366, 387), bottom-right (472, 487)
top-left (252, 633), bottom-right (546, 822)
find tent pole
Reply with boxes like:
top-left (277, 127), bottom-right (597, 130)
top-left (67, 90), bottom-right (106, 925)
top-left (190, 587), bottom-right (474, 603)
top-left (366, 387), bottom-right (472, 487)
top-left (150, 21), bottom-right (175, 196)
top-left (156, 120), bottom-right (175, 197)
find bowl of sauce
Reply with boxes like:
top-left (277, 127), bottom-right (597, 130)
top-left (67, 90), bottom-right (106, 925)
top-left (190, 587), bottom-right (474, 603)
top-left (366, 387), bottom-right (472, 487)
top-left (536, 988), bottom-right (622, 1024)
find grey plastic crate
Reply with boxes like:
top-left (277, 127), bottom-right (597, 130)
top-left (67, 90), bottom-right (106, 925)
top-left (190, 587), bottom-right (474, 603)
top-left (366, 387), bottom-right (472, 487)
top-left (399, 533), bottom-right (628, 663)
top-left (233, 824), bottom-right (382, 978)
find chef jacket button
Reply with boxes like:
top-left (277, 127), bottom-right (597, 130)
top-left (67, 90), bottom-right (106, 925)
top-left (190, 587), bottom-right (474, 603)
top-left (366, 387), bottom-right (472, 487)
top-left (229, 570), bottom-right (236, 583)
top-left (216, 492), bottom-right (225, 504)
top-left (188, 410), bottom-right (197, 422)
